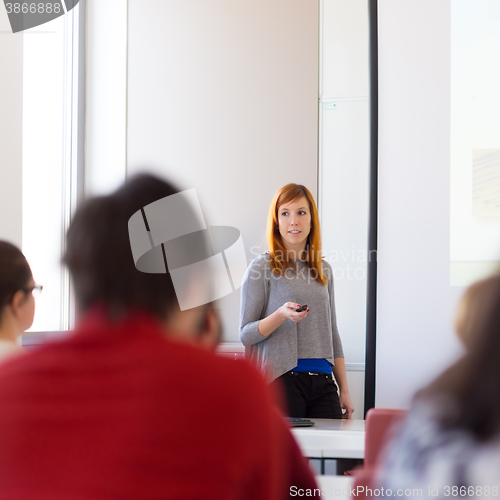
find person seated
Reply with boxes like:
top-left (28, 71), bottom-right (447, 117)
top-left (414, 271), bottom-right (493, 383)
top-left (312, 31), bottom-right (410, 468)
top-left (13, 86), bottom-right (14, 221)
top-left (454, 275), bottom-right (499, 352)
top-left (377, 274), bottom-right (500, 499)
top-left (0, 174), bottom-right (317, 499)
top-left (0, 240), bottom-right (39, 363)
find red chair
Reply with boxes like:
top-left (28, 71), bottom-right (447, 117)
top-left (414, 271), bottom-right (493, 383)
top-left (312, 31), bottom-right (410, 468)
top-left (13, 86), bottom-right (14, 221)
top-left (364, 408), bottom-right (407, 467)
top-left (351, 408), bottom-right (407, 499)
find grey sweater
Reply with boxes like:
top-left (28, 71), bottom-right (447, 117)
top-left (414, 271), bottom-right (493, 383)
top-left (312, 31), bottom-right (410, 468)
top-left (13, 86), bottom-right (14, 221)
top-left (239, 253), bottom-right (344, 382)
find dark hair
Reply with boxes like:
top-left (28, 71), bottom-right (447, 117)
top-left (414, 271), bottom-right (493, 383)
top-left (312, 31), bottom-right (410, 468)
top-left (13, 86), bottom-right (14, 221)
top-left (0, 241), bottom-right (33, 311)
top-left (455, 275), bottom-right (500, 350)
top-left (64, 173), bottom-right (196, 320)
top-left (421, 273), bottom-right (500, 440)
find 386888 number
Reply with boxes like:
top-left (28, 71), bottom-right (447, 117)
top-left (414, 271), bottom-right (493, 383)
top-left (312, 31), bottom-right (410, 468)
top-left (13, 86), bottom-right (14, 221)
top-left (5, 3), bottom-right (62, 14)
top-left (444, 486), bottom-right (499, 497)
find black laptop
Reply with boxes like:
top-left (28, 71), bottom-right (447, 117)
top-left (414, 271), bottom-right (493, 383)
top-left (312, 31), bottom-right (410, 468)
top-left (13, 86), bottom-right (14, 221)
top-left (285, 417), bottom-right (315, 427)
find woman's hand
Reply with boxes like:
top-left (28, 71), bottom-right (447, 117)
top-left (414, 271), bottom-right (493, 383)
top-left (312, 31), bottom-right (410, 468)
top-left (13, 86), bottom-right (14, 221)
top-left (280, 302), bottom-right (309, 323)
top-left (257, 303), bottom-right (309, 338)
top-left (339, 391), bottom-right (354, 420)
top-left (332, 358), bottom-right (354, 419)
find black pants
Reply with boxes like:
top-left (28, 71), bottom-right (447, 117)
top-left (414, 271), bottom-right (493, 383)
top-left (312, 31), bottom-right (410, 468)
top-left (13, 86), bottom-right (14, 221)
top-left (275, 371), bottom-right (343, 419)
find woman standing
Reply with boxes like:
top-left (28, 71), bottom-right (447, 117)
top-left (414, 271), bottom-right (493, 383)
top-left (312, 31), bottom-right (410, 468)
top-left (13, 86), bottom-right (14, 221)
top-left (240, 184), bottom-right (354, 419)
top-left (0, 241), bottom-right (39, 363)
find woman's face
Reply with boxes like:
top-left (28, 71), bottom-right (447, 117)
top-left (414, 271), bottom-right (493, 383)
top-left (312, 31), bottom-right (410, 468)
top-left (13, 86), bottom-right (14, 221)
top-left (277, 196), bottom-right (312, 255)
top-left (18, 279), bottom-right (36, 333)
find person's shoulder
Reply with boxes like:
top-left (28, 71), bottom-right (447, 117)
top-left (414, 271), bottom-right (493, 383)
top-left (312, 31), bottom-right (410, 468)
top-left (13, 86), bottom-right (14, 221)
top-left (245, 252), bottom-right (272, 274)
top-left (219, 358), bottom-right (280, 418)
top-left (0, 340), bottom-right (23, 362)
top-left (383, 396), bottom-right (451, 463)
top-left (321, 258), bottom-right (332, 270)
top-left (167, 344), bottom-right (278, 417)
top-left (321, 258), bottom-right (333, 279)
top-left (0, 346), bottom-right (49, 395)
top-left (251, 252), bottom-right (272, 266)
top-left (191, 347), bottom-right (267, 391)
top-left (202, 346), bottom-right (270, 387)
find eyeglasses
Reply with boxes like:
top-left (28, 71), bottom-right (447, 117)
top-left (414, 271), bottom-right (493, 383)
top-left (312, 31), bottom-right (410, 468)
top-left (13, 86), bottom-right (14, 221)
top-left (23, 283), bottom-right (43, 298)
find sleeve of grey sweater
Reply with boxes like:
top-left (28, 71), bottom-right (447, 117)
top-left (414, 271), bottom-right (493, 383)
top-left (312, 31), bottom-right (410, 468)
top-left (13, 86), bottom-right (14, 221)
top-left (324, 260), bottom-right (344, 359)
top-left (239, 256), bottom-right (269, 346)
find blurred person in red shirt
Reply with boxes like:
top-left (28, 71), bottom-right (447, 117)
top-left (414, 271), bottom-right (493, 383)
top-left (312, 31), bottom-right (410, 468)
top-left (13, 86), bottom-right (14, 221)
top-left (0, 173), bottom-right (317, 500)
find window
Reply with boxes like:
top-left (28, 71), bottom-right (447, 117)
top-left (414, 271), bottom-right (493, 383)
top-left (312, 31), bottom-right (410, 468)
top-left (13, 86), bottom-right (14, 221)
top-left (22, 2), bottom-right (84, 332)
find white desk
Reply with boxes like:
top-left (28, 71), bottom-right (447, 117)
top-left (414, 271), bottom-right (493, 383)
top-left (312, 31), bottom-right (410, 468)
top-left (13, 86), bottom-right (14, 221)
top-left (316, 475), bottom-right (354, 500)
top-left (291, 419), bottom-right (365, 459)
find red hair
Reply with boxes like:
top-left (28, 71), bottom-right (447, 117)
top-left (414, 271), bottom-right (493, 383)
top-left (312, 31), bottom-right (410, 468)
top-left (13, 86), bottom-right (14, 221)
top-left (266, 184), bottom-right (327, 285)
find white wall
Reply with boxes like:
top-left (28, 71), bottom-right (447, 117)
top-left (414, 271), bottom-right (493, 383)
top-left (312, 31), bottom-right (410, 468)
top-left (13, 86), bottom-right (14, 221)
top-left (84, 0), bottom-right (127, 197)
top-left (126, 0), bottom-right (319, 342)
top-left (319, 0), bottom-right (369, 415)
top-left (320, 0), bottom-right (369, 367)
top-left (0, 8), bottom-right (23, 246)
top-left (377, 0), bottom-right (464, 408)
